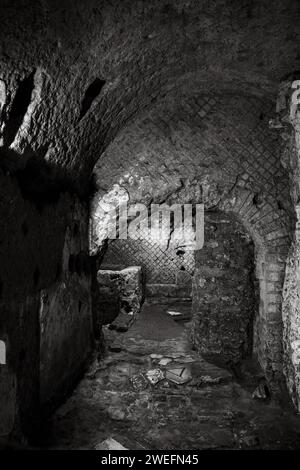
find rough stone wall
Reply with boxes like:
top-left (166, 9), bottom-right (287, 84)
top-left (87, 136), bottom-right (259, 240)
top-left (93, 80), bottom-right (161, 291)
top-left (94, 270), bottom-right (121, 328)
top-left (0, 170), bottom-right (66, 440)
top-left (277, 77), bottom-right (300, 410)
top-left (0, 170), bottom-right (92, 440)
top-left (191, 212), bottom-right (256, 363)
top-left (0, 293), bottom-right (40, 441)
top-left (39, 201), bottom-right (93, 410)
top-left (282, 243), bottom-right (300, 409)
top-left (0, 0), bottom-right (299, 190)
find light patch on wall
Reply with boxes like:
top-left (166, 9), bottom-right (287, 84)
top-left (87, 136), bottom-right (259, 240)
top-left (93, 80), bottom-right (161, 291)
top-left (89, 184), bottom-right (129, 255)
top-left (0, 79), bottom-right (6, 114)
top-left (0, 340), bottom-right (6, 364)
top-left (0, 79), bottom-right (6, 145)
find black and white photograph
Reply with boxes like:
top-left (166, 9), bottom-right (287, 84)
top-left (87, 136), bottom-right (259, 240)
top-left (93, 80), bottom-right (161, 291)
top-left (0, 0), bottom-right (300, 457)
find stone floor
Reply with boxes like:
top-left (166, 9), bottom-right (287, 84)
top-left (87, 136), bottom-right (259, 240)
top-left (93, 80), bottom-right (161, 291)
top-left (38, 301), bottom-right (300, 450)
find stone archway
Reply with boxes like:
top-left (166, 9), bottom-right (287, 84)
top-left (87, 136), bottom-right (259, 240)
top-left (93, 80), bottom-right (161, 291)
top-left (218, 187), bottom-right (291, 389)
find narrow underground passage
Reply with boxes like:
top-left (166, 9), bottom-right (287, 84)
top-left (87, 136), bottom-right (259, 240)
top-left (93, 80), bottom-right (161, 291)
top-left (36, 211), bottom-right (300, 450)
top-left (1, 1), bottom-right (300, 451)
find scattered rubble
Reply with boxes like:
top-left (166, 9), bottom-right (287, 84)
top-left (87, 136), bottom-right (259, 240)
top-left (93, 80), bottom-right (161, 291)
top-left (166, 310), bottom-right (191, 322)
top-left (167, 310), bottom-right (183, 316)
top-left (194, 375), bottom-right (223, 387)
top-left (109, 311), bottom-right (134, 332)
top-left (158, 358), bottom-right (173, 366)
top-left (165, 366), bottom-right (192, 385)
top-left (150, 353), bottom-right (163, 359)
top-left (174, 356), bottom-right (195, 364)
top-left (130, 373), bottom-right (148, 391)
top-left (146, 369), bottom-right (165, 385)
top-left (41, 301), bottom-right (300, 450)
top-left (95, 438), bottom-right (128, 450)
top-left (252, 381), bottom-right (270, 400)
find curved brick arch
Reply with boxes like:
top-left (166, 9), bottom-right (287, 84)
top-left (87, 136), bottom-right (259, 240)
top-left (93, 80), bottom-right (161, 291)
top-left (92, 92), bottom-right (294, 258)
top-left (93, 92), bottom-right (293, 214)
top-left (219, 188), bottom-right (290, 387)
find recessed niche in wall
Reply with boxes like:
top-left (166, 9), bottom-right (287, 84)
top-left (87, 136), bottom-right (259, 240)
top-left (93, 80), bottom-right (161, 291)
top-left (3, 70), bottom-right (35, 146)
top-left (78, 78), bottom-right (106, 122)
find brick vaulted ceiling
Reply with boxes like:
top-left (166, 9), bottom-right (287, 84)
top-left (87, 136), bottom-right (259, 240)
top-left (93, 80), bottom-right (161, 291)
top-left (0, 0), bottom-right (299, 193)
top-left (90, 91), bottom-right (294, 255)
top-left (94, 92), bottom-right (292, 214)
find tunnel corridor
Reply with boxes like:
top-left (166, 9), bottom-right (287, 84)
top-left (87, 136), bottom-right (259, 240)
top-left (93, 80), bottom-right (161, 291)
top-left (0, 0), bottom-right (300, 453)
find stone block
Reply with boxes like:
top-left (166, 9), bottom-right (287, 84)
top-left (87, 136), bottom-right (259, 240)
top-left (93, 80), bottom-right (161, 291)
top-left (95, 266), bottom-right (144, 328)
